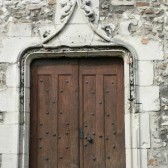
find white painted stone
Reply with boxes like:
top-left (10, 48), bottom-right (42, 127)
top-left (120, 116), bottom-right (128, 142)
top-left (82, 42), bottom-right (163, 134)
top-left (126, 149), bottom-right (148, 168)
top-left (0, 112), bottom-right (19, 125)
top-left (6, 63), bottom-right (19, 87)
top-left (138, 61), bottom-right (154, 86)
top-left (0, 88), bottom-right (19, 112)
top-left (125, 113), bottom-right (132, 148)
top-left (2, 154), bottom-right (18, 168)
top-left (0, 125), bottom-right (19, 153)
top-left (119, 21), bottom-right (131, 35)
top-left (139, 86), bottom-right (160, 111)
top-left (131, 113), bottom-right (150, 149)
top-left (140, 113), bottom-right (150, 148)
top-left (58, 24), bottom-right (94, 45)
top-left (126, 149), bottom-right (131, 168)
top-left (132, 113), bottom-right (140, 148)
top-left (45, 36), bottom-right (61, 47)
top-left (7, 23), bottom-right (32, 37)
top-left (90, 33), bottom-right (111, 45)
top-left (0, 37), bottom-right (41, 63)
top-left (114, 36), bottom-right (164, 60)
top-left (69, 5), bottom-right (88, 24)
top-left (141, 149), bottom-right (148, 168)
top-left (38, 24), bottom-right (56, 39)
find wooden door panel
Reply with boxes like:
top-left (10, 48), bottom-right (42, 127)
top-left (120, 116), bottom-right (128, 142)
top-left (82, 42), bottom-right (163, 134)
top-left (79, 58), bottom-right (125, 168)
top-left (30, 59), bottom-right (79, 168)
top-left (81, 75), bottom-right (97, 168)
top-left (30, 58), bottom-right (125, 168)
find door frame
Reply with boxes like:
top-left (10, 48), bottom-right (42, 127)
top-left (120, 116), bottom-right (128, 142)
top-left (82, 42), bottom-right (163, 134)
top-left (18, 46), bottom-right (140, 168)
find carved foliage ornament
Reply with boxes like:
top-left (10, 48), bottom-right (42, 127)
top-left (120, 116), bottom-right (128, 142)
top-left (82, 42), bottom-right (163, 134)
top-left (81, 0), bottom-right (95, 22)
top-left (59, 0), bottom-right (73, 22)
top-left (43, 0), bottom-right (118, 44)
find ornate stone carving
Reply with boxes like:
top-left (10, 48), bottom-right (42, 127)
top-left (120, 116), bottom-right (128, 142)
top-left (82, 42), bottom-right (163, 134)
top-left (101, 24), bottom-right (115, 37)
top-left (81, 0), bottom-right (95, 22)
top-left (59, 0), bottom-right (73, 22)
top-left (103, 25), bottom-right (112, 36)
top-left (101, 1), bottom-right (110, 9)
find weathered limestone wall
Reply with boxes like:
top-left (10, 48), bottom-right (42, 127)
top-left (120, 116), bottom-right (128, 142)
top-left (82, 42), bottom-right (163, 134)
top-left (0, 0), bottom-right (168, 168)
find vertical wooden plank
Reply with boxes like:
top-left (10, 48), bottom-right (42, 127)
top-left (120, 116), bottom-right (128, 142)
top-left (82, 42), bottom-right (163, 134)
top-left (80, 58), bottom-right (125, 168)
top-left (69, 63), bottom-right (79, 168)
top-left (30, 62), bottom-right (38, 168)
top-left (57, 61), bottom-right (79, 168)
top-left (95, 75), bottom-right (106, 168)
top-left (30, 59), bottom-right (79, 168)
top-left (57, 75), bottom-right (71, 168)
top-left (49, 74), bottom-right (58, 167)
top-left (82, 75), bottom-right (96, 168)
top-left (79, 67), bottom-right (84, 168)
top-left (37, 75), bottom-right (58, 167)
top-left (116, 60), bottom-right (125, 168)
top-left (104, 75), bottom-right (117, 167)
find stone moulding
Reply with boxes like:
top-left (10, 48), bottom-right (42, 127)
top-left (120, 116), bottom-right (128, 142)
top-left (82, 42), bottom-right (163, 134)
top-left (18, 44), bottom-right (141, 168)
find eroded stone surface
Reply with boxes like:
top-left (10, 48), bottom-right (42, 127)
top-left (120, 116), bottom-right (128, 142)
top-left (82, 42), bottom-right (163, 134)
top-left (0, 0), bottom-right (168, 168)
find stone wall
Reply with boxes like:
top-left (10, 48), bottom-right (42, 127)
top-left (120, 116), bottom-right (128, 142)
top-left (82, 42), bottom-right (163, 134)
top-left (0, 0), bottom-right (168, 168)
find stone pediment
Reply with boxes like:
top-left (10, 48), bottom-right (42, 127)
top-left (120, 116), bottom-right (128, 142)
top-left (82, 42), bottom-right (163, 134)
top-left (42, 0), bottom-right (117, 46)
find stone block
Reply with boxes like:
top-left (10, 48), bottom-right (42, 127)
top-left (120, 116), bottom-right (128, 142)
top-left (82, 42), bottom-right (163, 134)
top-left (126, 149), bottom-right (148, 168)
top-left (131, 113), bottom-right (150, 149)
top-left (0, 37), bottom-right (41, 63)
top-left (0, 88), bottom-right (19, 112)
top-left (138, 61), bottom-right (154, 86)
top-left (125, 113), bottom-right (131, 149)
top-left (0, 125), bottom-right (19, 153)
top-left (58, 24), bottom-right (94, 46)
top-left (6, 63), bottom-right (19, 87)
top-left (119, 21), bottom-right (131, 35)
top-left (115, 36), bottom-right (164, 61)
top-left (139, 86), bottom-right (160, 111)
top-left (132, 113), bottom-right (139, 148)
top-left (7, 23), bottom-right (32, 37)
top-left (69, 5), bottom-right (88, 24)
top-left (2, 154), bottom-right (18, 168)
top-left (0, 112), bottom-right (19, 125)
top-left (38, 24), bottom-right (56, 39)
top-left (140, 113), bottom-right (150, 148)
top-left (136, 2), bottom-right (150, 7)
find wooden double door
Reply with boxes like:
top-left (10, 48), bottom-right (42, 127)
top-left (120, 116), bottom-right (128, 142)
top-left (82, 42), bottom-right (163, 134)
top-left (30, 58), bottom-right (125, 168)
